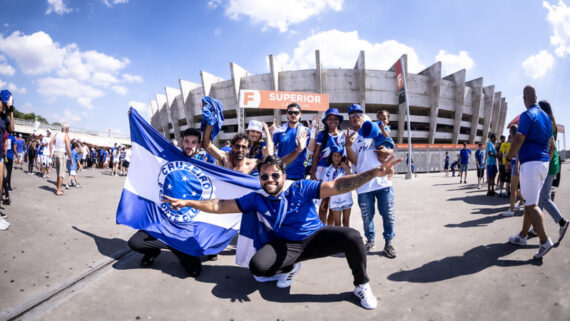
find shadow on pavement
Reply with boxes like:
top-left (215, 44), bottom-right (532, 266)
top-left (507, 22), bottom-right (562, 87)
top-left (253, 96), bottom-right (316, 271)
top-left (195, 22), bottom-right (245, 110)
top-left (446, 213), bottom-right (513, 228)
top-left (469, 206), bottom-right (510, 215)
top-left (387, 242), bottom-right (542, 283)
top-left (447, 194), bottom-right (506, 206)
top-left (73, 226), bottom-right (130, 259)
top-left (38, 185), bottom-right (56, 193)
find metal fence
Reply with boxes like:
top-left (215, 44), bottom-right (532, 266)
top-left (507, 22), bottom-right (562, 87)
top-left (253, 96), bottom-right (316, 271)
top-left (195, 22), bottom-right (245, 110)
top-left (393, 147), bottom-right (481, 174)
top-left (13, 118), bottom-right (130, 140)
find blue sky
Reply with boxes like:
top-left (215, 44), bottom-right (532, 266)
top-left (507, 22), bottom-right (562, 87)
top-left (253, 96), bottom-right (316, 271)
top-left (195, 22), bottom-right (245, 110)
top-left (1, 0), bottom-right (569, 142)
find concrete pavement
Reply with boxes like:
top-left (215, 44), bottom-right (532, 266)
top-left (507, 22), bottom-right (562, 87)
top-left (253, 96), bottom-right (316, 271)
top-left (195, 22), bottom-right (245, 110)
top-left (1, 164), bottom-right (569, 321)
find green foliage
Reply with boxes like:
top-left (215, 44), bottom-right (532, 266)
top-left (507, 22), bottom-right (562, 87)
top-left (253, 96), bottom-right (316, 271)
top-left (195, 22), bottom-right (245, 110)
top-left (13, 107), bottom-right (49, 124)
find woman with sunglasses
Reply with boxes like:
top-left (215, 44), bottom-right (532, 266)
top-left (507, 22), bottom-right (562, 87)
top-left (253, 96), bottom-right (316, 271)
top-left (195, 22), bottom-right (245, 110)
top-left (245, 120), bottom-right (274, 176)
top-left (164, 154), bottom-right (403, 310)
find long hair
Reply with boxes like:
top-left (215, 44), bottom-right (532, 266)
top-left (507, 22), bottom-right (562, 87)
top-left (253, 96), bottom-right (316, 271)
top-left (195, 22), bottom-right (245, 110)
top-left (538, 100), bottom-right (557, 140)
top-left (320, 119), bottom-right (342, 163)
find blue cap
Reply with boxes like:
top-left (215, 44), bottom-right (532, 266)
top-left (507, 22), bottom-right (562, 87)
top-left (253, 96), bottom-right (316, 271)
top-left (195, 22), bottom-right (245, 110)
top-left (322, 108), bottom-right (344, 124)
top-left (0, 90), bottom-right (12, 104)
top-left (329, 144), bottom-right (344, 155)
top-left (347, 104), bottom-right (363, 114)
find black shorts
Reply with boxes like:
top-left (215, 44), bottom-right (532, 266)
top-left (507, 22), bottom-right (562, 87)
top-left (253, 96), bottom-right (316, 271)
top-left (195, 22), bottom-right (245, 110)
top-left (444, 163), bottom-right (449, 170)
top-left (122, 161), bottom-right (130, 168)
top-left (477, 168), bottom-right (485, 178)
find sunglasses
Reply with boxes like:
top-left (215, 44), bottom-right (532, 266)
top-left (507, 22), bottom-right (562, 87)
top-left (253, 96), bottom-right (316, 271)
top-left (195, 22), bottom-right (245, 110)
top-left (287, 110), bottom-right (300, 115)
top-left (349, 113), bottom-right (363, 119)
top-left (260, 173), bottom-right (281, 181)
top-left (233, 144), bottom-right (249, 150)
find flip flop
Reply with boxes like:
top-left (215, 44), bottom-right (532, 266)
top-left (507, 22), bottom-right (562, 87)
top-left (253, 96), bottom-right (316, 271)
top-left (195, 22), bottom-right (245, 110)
top-left (55, 192), bottom-right (64, 196)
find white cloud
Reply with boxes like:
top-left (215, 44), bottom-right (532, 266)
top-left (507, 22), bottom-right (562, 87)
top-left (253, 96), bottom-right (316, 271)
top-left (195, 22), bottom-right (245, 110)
top-left (0, 63), bottom-right (15, 76)
top-left (112, 85), bottom-right (127, 95)
top-left (0, 79), bottom-right (5, 88)
top-left (435, 50), bottom-right (475, 76)
top-left (46, 0), bottom-right (72, 15)
top-left (544, 0), bottom-right (570, 57)
top-left (37, 77), bottom-right (104, 109)
top-left (208, 0), bottom-right (222, 8)
top-left (522, 50), bottom-right (555, 79)
top-left (0, 31), bottom-right (67, 75)
top-left (52, 108), bottom-right (82, 123)
top-left (7, 83), bottom-right (26, 94)
top-left (214, 27), bottom-right (222, 36)
top-left (275, 30), bottom-right (424, 72)
top-left (104, 0), bottom-right (129, 6)
top-left (91, 72), bottom-right (119, 87)
top-left (18, 102), bottom-right (34, 113)
top-left (224, 0), bottom-right (343, 32)
top-left (122, 73), bottom-right (143, 83)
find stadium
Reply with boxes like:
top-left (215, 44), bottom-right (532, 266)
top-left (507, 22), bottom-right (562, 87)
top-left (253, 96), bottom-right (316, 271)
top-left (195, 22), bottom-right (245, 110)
top-left (147, 50), bottom-right (508, 148)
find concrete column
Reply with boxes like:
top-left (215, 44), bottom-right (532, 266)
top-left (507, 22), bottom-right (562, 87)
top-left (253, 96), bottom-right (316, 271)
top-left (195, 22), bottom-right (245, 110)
top-left (419, 62), bottom-right (442, 144)
top-left (390, 54), bottom-right (408, 144)
top-left (149, 99), bottom-right (161, 134)
top-left (155, 93), bottom-right (170, 138)
top-left (491, 92), bottom-right (502, 136)
top-left (443, 69), bottom-right (466, 144)
top-left (354, 50), bottom-right (366, 111)
top-left (179, 79), bottom-right (201, 129)
top-left (269, 54), bottom-right (282, 126)
top-left (481, 86), bottom-right (495, 141)
top-left (465, 77), bottom-right (483, 144)
top-left (498, 100), bottom-right (508, 134)
top-left (165, 86), bottom-right (184, 144)
top-left (230, 62), bottom-right (250, 133)
top-left (315, 50), bottom-right (325, 123)
top-left (200, 71), bottom-right (224, 97)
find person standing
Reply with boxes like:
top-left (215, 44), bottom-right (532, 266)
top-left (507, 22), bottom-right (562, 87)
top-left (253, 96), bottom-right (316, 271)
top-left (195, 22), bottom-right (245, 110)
top-left (345, 104), bottom-right (397, 258)
top-left (0, 90), bottom-right (14, 227)
top-left (14, 134), bottom-right (25, 170)
top-left (163, 155), bottom-right (403, 310)
top-left (486, 134), bottom-right (498, 196)
top-left (49, 124), bottom-right (72, 196)
top-left (444, 151), bottom-right (450, 176)
top-left (503, 125), bottom-right (525, 217)
top-left (459, 142), bottom-right (471, 184)
top-left (506, 86), bottom-right (555, 259)
top-left (474, 144), bottom-right (485, 188)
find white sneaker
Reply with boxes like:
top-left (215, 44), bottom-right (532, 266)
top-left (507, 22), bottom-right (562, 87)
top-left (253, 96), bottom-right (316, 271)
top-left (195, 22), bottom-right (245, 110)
top-left (253, 275), bottom-right (281, 283)
top-left (354, 283), bottom-right (378, 310)
top-left (276, 263), bottom-right (301, 288)
top-left (509, 234), bottom-right (527, 246)
top-left (0, 217), bottom-right (10, 230)
top-left (502, 210), bottom-right (515, 217)
top-left (534, 237), bottom-right (554, 259)
top-left (515, 204), bottom-right (521, 211)
top-left (528, 228), bottom-right (538, 237)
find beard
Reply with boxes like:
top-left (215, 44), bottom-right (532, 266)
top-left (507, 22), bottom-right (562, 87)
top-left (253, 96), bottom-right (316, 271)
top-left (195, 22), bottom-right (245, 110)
top-left (232, 151), bottom-right (245, 160)
top-left (262, 181), bottom-right (283, 196)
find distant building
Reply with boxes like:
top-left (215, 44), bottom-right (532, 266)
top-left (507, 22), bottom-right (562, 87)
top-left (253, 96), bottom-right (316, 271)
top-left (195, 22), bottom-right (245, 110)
top-left (148, 51), bottom-right (508, 145)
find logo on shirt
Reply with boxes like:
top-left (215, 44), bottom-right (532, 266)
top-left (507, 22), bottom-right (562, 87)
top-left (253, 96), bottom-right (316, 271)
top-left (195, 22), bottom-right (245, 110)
top-left (158, 161), bottom-right (213, 223)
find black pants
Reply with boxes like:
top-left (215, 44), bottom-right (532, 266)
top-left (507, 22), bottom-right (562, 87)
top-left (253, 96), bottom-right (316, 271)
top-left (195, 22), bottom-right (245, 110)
top-left (128, 230), bottom-right (201, 272)
top-left (28, 152), bottom-right (35, 173)
top-left (249, 226), bottom-right (369, 286)
top-left (5, 157), bottom-right (12, 190)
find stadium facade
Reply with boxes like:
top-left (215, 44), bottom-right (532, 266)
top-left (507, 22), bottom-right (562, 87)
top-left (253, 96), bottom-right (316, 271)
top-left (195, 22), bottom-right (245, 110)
top-left (147, 51), bottom-right (508, 145)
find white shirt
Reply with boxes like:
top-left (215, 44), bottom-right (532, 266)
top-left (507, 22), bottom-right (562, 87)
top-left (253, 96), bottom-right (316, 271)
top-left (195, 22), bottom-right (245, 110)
top-left (322, 164), bottom-right (353, 209)
top-left (350, 130), bottom-right (392, 194)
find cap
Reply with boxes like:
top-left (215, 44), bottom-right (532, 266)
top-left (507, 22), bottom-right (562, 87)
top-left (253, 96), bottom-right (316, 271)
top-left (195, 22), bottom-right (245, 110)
top-left (246, 120), bottom-right (263, 133)
top-left (0, 89), bottom-right (12, 104)
top-left (329, 144), bottom-right (344, 155)
top-left (347, 104), bottom-right (364, 115)
top-left (322, 108), bottom-right (344, 124)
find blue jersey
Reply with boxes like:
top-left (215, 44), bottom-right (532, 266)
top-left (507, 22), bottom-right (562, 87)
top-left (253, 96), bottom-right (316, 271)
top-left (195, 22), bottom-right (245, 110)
top-left (474, 149), bottom-right (484, 168)
top-left (69, 150), bottom-right (79, 170)
top-left (236, 180), bottom-right (323, 241)
top-left (273, 126), bottom-right (310, 179)
top-left (486, 141), bottom-right (496, 166)
top-left (517, 105), bottom-right (552, 164)
top-left (6, 135), bottom-right (15, 159)
top-left (315, 131), bottom-right (345, 167)
top-left (460, 148), bottom-right (471, 164)
top-left (247, 141), bottom-right (267, 160)
top-left (15, 138), bottom-right (25, 153)
top-left (445, 155), bottom-right (450, 165)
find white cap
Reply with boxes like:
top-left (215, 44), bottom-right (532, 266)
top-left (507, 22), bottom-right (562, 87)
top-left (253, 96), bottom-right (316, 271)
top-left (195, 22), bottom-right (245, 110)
top-left (246, 120), bottom-right (263, 133)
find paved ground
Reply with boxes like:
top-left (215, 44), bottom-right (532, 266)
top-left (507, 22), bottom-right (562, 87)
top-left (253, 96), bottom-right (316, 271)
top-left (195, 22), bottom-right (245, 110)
top-left (1, 163), bottom-right (569, 321)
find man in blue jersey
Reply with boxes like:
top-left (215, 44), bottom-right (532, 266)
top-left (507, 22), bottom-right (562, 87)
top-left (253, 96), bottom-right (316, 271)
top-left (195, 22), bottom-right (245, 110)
top-left (164, 154), bottom-right (402, 310)
top-left (474, 143), bottom-right (485, 189)
top-left (459, 142), bottom-right (471, 184)
top-left (14, 134), bottom-right (25, 170)
top-left (506, 85), bottom-right (555, 259)
top-left (486, 134), bottom-right (498, 196)
top-left (273, 103), bottom-right (311, 180)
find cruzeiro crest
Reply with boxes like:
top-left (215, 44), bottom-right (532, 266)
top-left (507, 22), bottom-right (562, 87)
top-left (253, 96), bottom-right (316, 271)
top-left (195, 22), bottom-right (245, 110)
top-left (158, 161), bottom-right (214, 222)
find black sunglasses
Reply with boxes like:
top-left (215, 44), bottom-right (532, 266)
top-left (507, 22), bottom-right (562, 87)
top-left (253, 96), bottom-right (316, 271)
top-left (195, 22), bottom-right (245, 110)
top-left (287, 110), bottom-right (300, 115)
top-left (260, 173), bottom-right (281, 181)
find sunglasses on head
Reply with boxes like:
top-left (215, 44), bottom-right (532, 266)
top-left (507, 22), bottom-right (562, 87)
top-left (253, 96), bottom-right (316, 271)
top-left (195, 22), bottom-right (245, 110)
top-left (260, 173), bottom-right (281, 181)
top-left (287, 110), bottom-right (300, 115)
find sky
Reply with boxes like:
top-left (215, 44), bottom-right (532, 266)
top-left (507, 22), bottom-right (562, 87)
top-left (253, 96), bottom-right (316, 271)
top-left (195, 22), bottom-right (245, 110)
top-left (1, 0), bottom-right (569, 141)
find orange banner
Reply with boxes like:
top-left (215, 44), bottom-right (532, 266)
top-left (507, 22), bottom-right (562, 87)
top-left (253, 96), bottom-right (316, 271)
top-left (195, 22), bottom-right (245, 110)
top-left (239, 90), bottom-right (329, 111)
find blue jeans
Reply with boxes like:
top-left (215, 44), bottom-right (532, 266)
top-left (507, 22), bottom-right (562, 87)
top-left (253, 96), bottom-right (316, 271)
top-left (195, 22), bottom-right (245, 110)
top-left (539, 174), bottom-right (563, 223)
top-left (357, 186), bottom-right (395, 243)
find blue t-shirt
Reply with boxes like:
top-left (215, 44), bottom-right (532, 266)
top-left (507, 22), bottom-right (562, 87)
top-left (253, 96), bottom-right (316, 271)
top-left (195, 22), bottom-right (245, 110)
top-left (486, 141), bottom-right (496, 166)
top-left (247, 141), bottom-right (267, 160)
top-left (460, 148), bottom-right (471, 165)
top-left (517, 105), bottom-right (552, 164)
top-left (315, 131), bottom-right (345, 167)
top-left (235, 180), bottom-right (324, 241)
top-left (474, 149), bottom-right (484, 168)
top-left (69, 150), bottom-right (79, 170)
top-left (273, 126), bottom-right (310, 179)
top-left (220, 146), bottom-right (232, 153)
top-left (445, 155), bottom-right (450, 165)
top-left (15, 138), bottom-right (25, 153)
top-left (6, 135), bottom-right (15, 159)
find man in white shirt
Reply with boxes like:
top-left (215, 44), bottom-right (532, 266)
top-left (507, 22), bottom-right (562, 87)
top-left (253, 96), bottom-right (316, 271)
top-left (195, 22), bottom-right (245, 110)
top-left (345, 104), bottom-right (397, 258)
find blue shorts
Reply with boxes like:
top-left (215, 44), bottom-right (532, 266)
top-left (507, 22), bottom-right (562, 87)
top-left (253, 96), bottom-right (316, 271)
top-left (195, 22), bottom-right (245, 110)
top-left (487, 164), bottom-right (497, 178)
top-left (460, 164), bottom-right (468, 172)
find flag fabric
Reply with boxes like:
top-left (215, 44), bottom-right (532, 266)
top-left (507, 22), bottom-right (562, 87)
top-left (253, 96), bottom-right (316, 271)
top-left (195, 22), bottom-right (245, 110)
top-left (116, 107), bottom-right (261, 259)
top-left (201, 96), bottom-right (224, 140)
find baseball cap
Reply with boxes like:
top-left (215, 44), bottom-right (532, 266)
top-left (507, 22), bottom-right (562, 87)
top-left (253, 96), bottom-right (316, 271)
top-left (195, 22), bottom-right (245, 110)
top-left (348, 104), bottom-right (364, 114)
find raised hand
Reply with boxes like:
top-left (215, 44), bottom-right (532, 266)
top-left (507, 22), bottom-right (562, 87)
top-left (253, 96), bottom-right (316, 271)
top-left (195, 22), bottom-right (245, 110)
top-left (374, 155), bottom-right (403, 177)
top-left (345, 129), bottom-right (357, 148)
top-left (296, 128), bottom-right (308, 152)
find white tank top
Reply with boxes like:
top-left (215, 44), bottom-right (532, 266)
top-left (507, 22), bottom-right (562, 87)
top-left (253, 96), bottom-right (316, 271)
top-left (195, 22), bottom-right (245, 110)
top-left (53, 132), bottom-right (67, 153)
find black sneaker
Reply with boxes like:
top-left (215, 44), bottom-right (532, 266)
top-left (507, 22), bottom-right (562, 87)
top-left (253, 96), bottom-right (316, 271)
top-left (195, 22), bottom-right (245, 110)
top-left (559, 220), bottom-right (569, 243)
top-left (207, 254), bottom-right (218, 261)
top-left (383, 242), bottom-right (396, 259)
top-left (180, 255), bottom-right (202, 278)
top-left (2, 199), bottom-right (10, 205)
top-left (140, 252), bottom-right (159, 267)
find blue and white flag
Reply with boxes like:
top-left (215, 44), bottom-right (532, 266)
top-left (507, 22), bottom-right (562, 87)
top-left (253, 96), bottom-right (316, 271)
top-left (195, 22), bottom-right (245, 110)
top-left (117, 108), bottom-right (261, 260)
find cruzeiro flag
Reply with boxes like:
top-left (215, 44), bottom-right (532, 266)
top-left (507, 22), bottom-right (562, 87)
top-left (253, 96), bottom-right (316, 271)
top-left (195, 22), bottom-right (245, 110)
top-left (116, 107), bottom-right (261, 257)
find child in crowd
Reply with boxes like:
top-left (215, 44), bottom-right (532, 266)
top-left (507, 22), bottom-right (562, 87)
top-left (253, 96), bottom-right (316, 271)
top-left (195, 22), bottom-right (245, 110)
top-left (444, 151), bottom-right (450, 176)
top-left (322, 145), bottom-right (352, 227)
top-left (66, 143), bottom-right (81, 189)
top-left (451, 160), bottom-right (457, 177)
